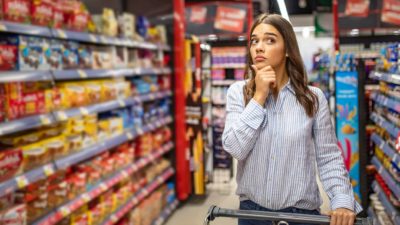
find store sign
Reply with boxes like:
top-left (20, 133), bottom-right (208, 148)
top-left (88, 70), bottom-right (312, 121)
top-left (345, 0), bottom-right (370, 17)
top-left (190, 6), bottom-right (207, 24)
top-left (214, 6), bottom-right (246, 33)
top-left (335, 71), bottom-right (361, 202)
top-left (381, 0), bottom-right (400, 26)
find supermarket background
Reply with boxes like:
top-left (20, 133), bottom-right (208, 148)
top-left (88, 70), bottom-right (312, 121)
top-left (0, 0), bottom-right (399, 224)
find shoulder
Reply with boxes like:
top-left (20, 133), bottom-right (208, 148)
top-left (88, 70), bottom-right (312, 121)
top-left (227, 80), bottom-right (246, 96)
top-left (308, 86), bottom-right (326, 101)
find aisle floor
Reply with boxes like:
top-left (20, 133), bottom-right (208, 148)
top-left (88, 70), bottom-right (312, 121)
top-left (165, 178), bottom-right (330, 225)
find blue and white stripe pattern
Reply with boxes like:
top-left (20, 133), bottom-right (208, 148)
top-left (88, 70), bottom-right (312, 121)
top-left (222, 80), bottom-right (362, 213)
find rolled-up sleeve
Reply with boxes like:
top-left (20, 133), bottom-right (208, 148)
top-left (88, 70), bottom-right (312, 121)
top-left (312, 88), bottom-right (363, 214)
top-left (222, 82), bottom-right (267, 161)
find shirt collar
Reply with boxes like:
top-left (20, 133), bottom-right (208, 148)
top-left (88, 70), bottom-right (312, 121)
top-left (283, 79), bottom-right (295, 95)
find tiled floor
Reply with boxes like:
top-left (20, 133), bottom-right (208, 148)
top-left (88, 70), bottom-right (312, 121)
top-left (165, 178), bottom-right (331, 225)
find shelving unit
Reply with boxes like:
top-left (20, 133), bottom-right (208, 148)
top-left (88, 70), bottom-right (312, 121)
top-left (372, 181), bottom-right (400, 224)
top-left (370, 71), bottom-right (400, 85)
top-left (151, 199), bottom-right (179, 225)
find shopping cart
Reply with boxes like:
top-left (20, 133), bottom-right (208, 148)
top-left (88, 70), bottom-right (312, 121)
top-left (204, 206), bottom-right (372, 225)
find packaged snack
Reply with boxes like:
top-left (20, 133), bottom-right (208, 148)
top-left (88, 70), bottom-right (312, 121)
top-left (0, 85), bottom-right (5, 122)
top-left (62, 41), bottom-right (79, 70)
top-left (115, 80), bottom-right (131, 98)
top-left (88, 200), bottom-right (103, 225)
top-left (118, 13), bottom-right (136, 39)
top-left (82, 114), bottom-right (97, 148)
top-left (78, 44), bottom-right (92, 69)
top-left (31, 0), bottom-right (53, 26)
top-left (44, 39), bottom-right (63, 70)
top-left (59, 82), bottom-right (87, 108)
top-left (45, 87), bottom-right (62, 112)
top-left (22, 91), bottom-right (46, 117)
top-left (66, 116), bottom-right (85, 135)
top-left (21, 142), bottom-right (49, 171)
top-left (92, 49), bottom-right (112, 69)
top-left (43, 135), bottom-right (67, 160)
top-left (47, 170), bottom-right (68, 208)
top-left (101, 81), bottom-right (117, 101)
top-left (108, 117), bottom-right (123, 137)
top-left (97, 120), bottom-right (110, 140)
top-left (66, 134), bottom-right (82, 152)
top-left (102, 8), bottom-right (118, 37)
top-left (4, 82), bottom-right (24, 120)
top-left (0, 44), bottom-right (18, 71)
top-left (0, 148), bottom-right (23, 182)
top-left (67, 170), bottom-right (87, 199)
top-left (113, 47), bottom-right (128, 69)
top-left (19, 36), bottom-right (47, 71)
top-left (2, 0), bottom-right (30, 23)
top-left (84, 82), bottom-right (102, 104)
top-left (52, 1), bottom-right (65, 29)
top-left (0, 203), bottom-right (26, 225)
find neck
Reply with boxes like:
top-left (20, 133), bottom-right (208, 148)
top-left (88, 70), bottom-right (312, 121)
top-left (273, 63), bottom-right (289, 95)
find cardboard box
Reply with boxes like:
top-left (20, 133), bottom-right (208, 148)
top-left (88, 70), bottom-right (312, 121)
top-left (2, 0), bottom-right (30, 23)
top-left (31, 0), bottom-right (53, 26)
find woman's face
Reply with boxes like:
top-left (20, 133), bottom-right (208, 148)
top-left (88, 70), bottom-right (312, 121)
top-left (250, 23), bottom-right (286, 70)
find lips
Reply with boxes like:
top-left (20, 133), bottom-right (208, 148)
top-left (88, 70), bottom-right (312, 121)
top-left (254, 56), bottom-right (266, 62)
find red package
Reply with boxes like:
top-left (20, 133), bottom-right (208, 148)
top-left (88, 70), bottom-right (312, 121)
top-left (52, 2), bottom-right (65, 28)
top-left (0, 84), bottom-right (5, 122)
top-left (0, 45), bottom-right (18, 71)
top-left (4, 83), bottom-right (24, 120)
top-left (0, 148), bottom-right (23, 182)
top-left (0, 204), bottom-right (26, 225)
top-left (2, 0), bottom-right (31, 23)
top-left (31, 0), bottom-right (53, 26)
top-left (22, 91), bottom-right (46, 117)
top-left (68, 12), bottom-right (89, 32)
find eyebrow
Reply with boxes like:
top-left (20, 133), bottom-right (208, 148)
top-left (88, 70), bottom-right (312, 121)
top-left (251, 32), bottom-right (278, 38)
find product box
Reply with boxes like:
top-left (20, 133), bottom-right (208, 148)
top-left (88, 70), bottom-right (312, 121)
top-left (19, 36), bottom-right (47, 71)
top-left (0, 203), bottom-right (27, 225)
top-left (45, 87), bottom-right (61, 112)
top-left (92, 49), bottom-right (112, 69)
top-left (2, 0), bottom-right (30, 23)
top-left (67, 11), bottom-right (89, 32)
top-left (62, 41), bottom-right (79, 70)
top-left (31, 0), bottom-right (53, 26)
top-left (52, 1), bottom-right (65, 29)
top-left (0, 84), bottom-right (5, 122)
top-left (0, 148), bottom-right (23, 182)
top-left (21, 142), bottom-right (49, 171)
top-left (78, 44), bottom-right (92, 69)
top-left (4, 82), bottom-right (24, 120)
top-left (44, 39), bottom-right (63, 70)
top-left (22, 91), bottom-right (46, 117)
top-left (102, 8), bottom-right (118, 37)
top-left (58, 82), bottom-right (87, 108)
top-left (0, 45), bottom-right (18, 71)
top-left (118, 13), bottom-right (135, 39)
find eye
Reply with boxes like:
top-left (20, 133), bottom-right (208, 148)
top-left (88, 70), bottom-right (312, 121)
top-left (250, 39), bottom-right (258, 45)
top-left (265, 38), bottom-right (276, 44)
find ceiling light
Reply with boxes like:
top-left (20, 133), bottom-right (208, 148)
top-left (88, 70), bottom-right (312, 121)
top-left (277, 0), bottom-right (290, 22)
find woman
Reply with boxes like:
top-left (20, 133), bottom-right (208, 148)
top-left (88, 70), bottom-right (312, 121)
top-left (222, 13), bottom-right (362, 225)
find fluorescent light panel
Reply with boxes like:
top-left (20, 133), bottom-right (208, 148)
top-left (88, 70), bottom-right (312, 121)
top-left (277, 0), bottom-right (290, 22)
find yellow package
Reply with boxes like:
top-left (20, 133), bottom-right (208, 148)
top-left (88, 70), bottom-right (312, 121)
top-left (84, 82), bottom-right (102, 104)
top-left (66, 134), bottom-right (83, 153)
top-left (101, 80), bottom-right (117, 101)
top-left (97, 120), bottom-right (110, 140)
top-left (82, 114), bottom-right (98, 148)
top-left (108, 118), bottom-right (123, 137)
top-left (43, 135), bottom-right (68, 160)
top-left (0, 130), bottom-right (43, 147)
top-left (22, 142), bottom-right (49, 171)
top-left (115, 80), bottom-right (131, 99)
top-left (71, 205), bottom-right (89, 225)
top-left (58, 82), bottom-right (88, 109)
top-left (66, 116), bottom-right (85, 135)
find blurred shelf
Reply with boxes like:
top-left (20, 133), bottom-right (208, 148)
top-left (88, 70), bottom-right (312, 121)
top-left (101, 168), bottom-right (175, 225)
top-left (372, 181), bottom-right (400, 224)
top-left (371, 133), bottom-right (400, 167)
top-left (212, 102), bottom-right (226, 106)
top-left (0, 71), bottom-right (53, 82)
top-left (370, 112), bottom-right (400, 139)
top-left (53, 68), bottom-right (171, 80)
top-left (32, 142), bottom-right (173, 225)
top-left (151, 199), bottom-right (179, 225)
top-left (0, 113), bottom-right (55, 136)
top-left (212, 65), bottom-right (245, 69)
top-left (367, 207), bottom-right (382, 225)
top-left (370, 71), bottom-right (400, 85)
top-left (371, 157), bottom-right (400, 200)
top-left (212, 80), bottom-right (237, 86)
top-left (0, 116), bottom-right (173, 198)
top-left (371, 92), bottom-right (400, 114)
top-left (0, 20), bottom-right (52, 37)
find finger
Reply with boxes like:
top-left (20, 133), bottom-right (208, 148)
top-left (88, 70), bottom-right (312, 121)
top-left (330, 212), bottom-right (337, 225)
top-left (348, 214), bottom-right (355, 225)
top-left (251, 64), bottom-right (259, 72)
top-left (259, 65), bottom-right (273, 72)
top-left (336, 212), bottom-right (343, 225)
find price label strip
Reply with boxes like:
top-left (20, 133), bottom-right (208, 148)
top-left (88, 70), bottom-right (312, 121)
top-left (118, 99), bottom-right (126, 107)
top-left (57, 111), bottom-right (68, 121)
top-left (89, 34), bottom-right (97, 43)
top-left (57, 30), bottom-right (67, 39)
top-left (0, 23), bottom-right (7, 31)
top-left (126, 132), bottom-right (134, 140)
top-left (60, 206), bottom-right (71, 217)
top-left (80, 107), bottom-right (89, 115)
top-left (16, 176), bottom-right (29, 188)
top-left (77, 70), bottom-right (88, 78)
top-left (43, 165), bottom-right (55, 177)
top-left (82, 193), bottom-right (91, 203)
top-left (40, 115), bottom-right (52, 125)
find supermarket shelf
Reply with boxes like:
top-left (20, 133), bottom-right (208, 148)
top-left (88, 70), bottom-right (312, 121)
top-left (0, 116), bottom-right (173, 198)
top-left (53, 68), bottom-right (172, 80)
top-left (55, 115), bottom-right (173, 169)
top-left (212, 80), bottom-right (237, 86)
top-left (371, 156), bottom-right (400, 200)
top-left (101, 168), bottom-right (175, 225)
top-left (371, 133), bottom-right (400, 167)
top-left (212, 102), bottom-right (226, 106)
top-left (212, 65), bottom-right (246, 69)
top-left (370, 112), bottom-right (400, 139)
top-left (33, 142), bottom-right (174, 225)
top-left (0, 71), bottom-right (53, 82)
top-left (0, 20), bottom-right (52, 37)
top-left (370, 71), bottom-right (400, 85)
top-left (372, 181), bottom-right (400, 224)
top-left (367, 207), bottom-right (381, 225)
top-left (54, 91), bottom-right (173, 122)
top-left (371, 92), bottom-right (400, 114)
top-left (152, 200), bottom-right (179, 225)
top-left (0, 113), bottom-right (55, 136)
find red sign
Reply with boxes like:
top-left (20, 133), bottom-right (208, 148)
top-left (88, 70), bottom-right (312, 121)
top-left (345, 0), bottom-right (370, 17)
top-left (190, 6), bottom-right (207, 24)
top-left (214, 6), bottom-right (246, 33)
top-left (381, 0), bottom-right (400, 25)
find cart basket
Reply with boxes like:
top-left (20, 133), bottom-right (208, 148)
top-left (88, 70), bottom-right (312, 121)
top-left (205, 206), bottom-right (372, 225)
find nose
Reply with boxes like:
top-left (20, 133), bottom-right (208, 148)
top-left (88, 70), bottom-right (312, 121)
top-left (255, 41), bottom-right (264, 53)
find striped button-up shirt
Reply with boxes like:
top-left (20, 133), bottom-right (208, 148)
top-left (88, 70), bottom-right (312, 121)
top-left (222, 80), bottom-right (362, 213)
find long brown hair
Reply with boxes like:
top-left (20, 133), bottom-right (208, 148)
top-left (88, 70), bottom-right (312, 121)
top-left (243, 13), bottom-right (318, 117)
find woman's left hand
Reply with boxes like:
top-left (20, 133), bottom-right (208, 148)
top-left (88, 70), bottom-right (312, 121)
top-left (328, 208), bottom-right (356, 225)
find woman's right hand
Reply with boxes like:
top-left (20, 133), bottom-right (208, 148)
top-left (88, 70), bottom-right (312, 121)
top-left (251, 64), bottom-right (276, 106)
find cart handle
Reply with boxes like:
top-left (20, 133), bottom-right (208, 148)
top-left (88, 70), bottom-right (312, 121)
top-left (204, 206), bottom-right (372, 225)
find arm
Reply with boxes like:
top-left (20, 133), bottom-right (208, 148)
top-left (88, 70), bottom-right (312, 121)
top-left (222, 83), bottom-right (267, 161)
top-left (313, 89), bottom-right (362, 214)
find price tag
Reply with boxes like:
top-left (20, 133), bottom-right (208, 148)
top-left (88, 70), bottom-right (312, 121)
top-left (126, 132), bottom-right (134, 140)
top-left (100, 183), bottom-right (107, 191)
top-left (157, 176), bottom-right (164, 184)
top-left (57, 30), bottom-right (67, 39)
top-left (82, 193), bottom-right (91, 202)
top-left (101, 36), bottom-right (108, 44)
top-left (89, 34), bottom-right (97, 42)
top-left (57, 111), bottom-right (68, 121)
top-left (132, 197), bottom-right (139, 205)
top-left (40, 115), bottom-right (51, 125)
top-left (78, 70), bottom-right (87, 78)
top-left (60, 207), bottom-right (71, 217)
top-left (79, 107), bottom-right (89, 115)
top-left (121, 170), bottom-right (129, 178)
top-left (111, 215), bottom-right (118, 223)
top-left (43, 165), bottom-right (55, 176)
top-left (0, 24), bottom-right (7, 31)
top-left (143, 188), bottom-right (150, 196)
top-left (16, 176), bottom-right (29, 188)
top-left (118, 99), bottom-right (126, 107)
